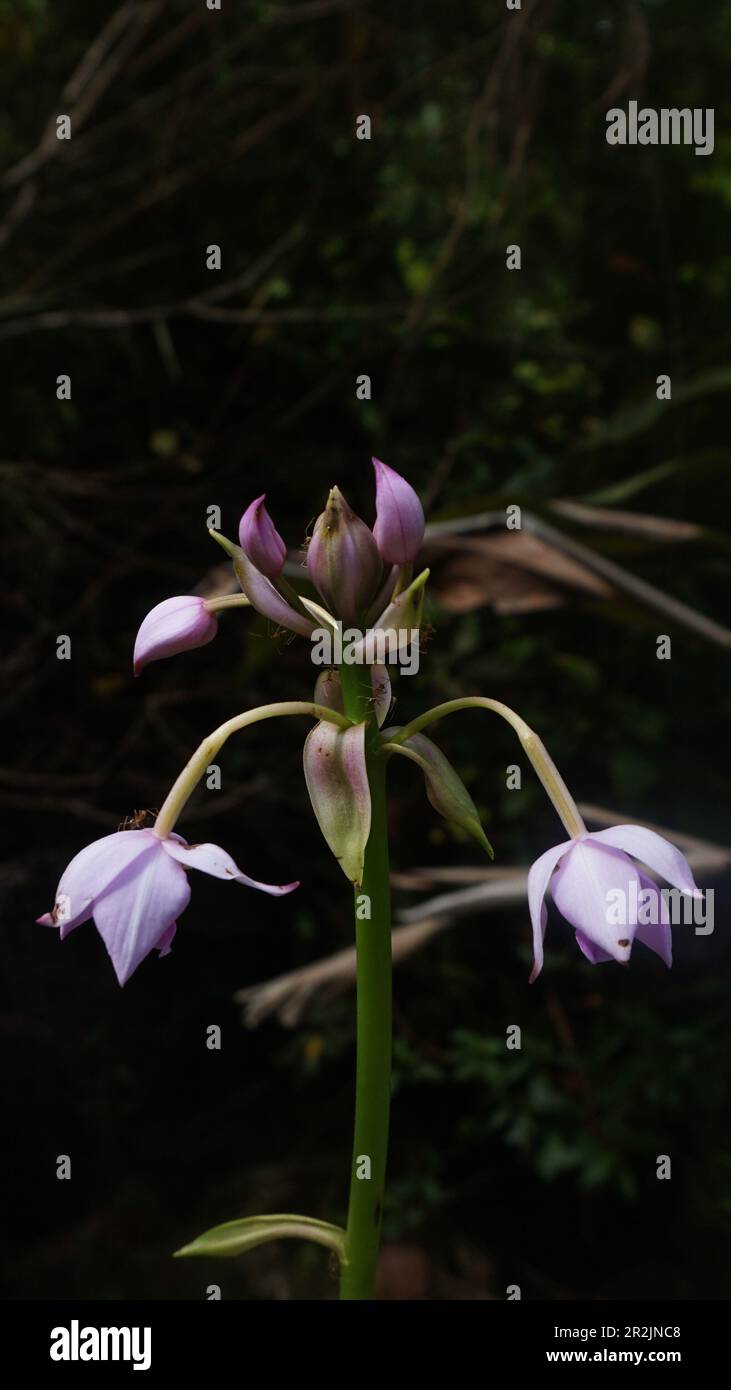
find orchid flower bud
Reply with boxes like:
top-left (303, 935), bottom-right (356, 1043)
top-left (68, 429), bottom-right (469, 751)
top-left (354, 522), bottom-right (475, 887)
top-left (307, 486), bottom-right (383, 624)
top-left (303, 720), bottom-right (371, 885)
top-left (384, 729), bottom-right (493, 858)
top-left (133, 596), bottom-right (218, 675)
top-left (239, 494), bottom-right (287, 579)
top-left (528, 823), bottom-right (702, 982)
top-left (372, 458), bottom-right (425, 566)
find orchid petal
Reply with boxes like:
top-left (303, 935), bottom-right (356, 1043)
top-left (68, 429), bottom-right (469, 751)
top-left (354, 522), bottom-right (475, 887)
top-left (93, 845), bottom-right (191, 986)
top-left (162, 837), bottom-right (298, 896)
top-left (156, 921), bottom-right (177, 957)
top-left (550, 840), bottom-right (641, 965)
top-left (575, 930), bottom-right (614, 964)
top-left (634, 871), bottom-right (672, 967)
top-left (527, 839), bottom-right (573, 981)
top-left (588, 825), bottom-right (701, 897)
top-left (39, 830), bottom-right (158, 937)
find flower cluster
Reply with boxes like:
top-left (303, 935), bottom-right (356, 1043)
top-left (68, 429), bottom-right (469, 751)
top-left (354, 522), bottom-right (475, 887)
top-left (40, 458), bottom-right (702, 986)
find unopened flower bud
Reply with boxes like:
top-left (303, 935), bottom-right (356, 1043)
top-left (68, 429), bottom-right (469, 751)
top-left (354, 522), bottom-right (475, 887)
top-left (372, 458), bottom-right (425, 565)
top-left (133, 596), bottom-right (218, 675)
top-left (239, 494), bottom-right (286, 579)
top-left (307, 486), bottom-right (382, 624)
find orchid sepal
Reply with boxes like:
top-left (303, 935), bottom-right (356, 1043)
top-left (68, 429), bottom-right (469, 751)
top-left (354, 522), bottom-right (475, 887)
top-left (384, 727), bottom-right (494, 858)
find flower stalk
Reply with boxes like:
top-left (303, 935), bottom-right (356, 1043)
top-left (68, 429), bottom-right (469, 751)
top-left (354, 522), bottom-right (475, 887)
top-left (154, 701), bottom-right (350, 840)
top-left (383, 696), bottom-right (587, 841)
top-left (338, 663), bottom-right (393, 1300)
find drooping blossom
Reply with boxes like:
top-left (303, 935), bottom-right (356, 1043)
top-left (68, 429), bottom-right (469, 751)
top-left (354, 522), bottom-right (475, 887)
top-left (528, 824), bottom-right (702, 981)
top-left (38, 829), bottom-right (297, 986)
top-left (134, 596), bottom-right (218, 675)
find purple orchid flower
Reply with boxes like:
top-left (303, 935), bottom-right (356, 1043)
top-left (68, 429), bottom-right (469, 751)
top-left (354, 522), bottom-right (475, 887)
top-left (528, 824), bottom-right (702, 981)
top-left (38, 829), bottom-right (298, 986)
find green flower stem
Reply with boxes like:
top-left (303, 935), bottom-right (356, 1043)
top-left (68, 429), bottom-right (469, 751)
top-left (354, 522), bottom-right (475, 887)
top-left (154, 701), bottom-right (350, 840)
top-left (338, 662), bottom-right (392, 1300)
top-left (385, 696), bottom-right (587, 841)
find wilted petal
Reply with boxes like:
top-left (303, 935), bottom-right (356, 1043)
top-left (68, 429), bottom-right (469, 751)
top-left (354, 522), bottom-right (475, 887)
top-left (303, 721), bottom-right (371, 885)
top-left (527, 839), bottom-right (572, 981)
top-left (134, 596), bottom-right (218, 675)
top-left (93, 844), bottom-right (191, 986)
top-left (163, 837), bottom-right (298, 896)
top-left (588, 825), bottom-right (700, 898)
top-left (550, 840), bottom-right (640, 965)
top-left (372, 458), bottom-right (425, 565)
top-left (38, 830), bottom-right (157, 937)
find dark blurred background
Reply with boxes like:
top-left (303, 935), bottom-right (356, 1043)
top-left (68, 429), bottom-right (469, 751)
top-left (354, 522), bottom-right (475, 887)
top-left (2, 0), bottom-right (730, 1300)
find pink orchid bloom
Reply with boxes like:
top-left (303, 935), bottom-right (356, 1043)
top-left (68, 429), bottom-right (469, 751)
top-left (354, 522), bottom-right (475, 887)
top-left (134, 596), bottom-right (218, 675)
top-left (38, 829), bottom-right (298, 986)
top-left (528, 824), bottom-right (702, 981)
top-left (239, 494), bottom-right (287, 579)
top-left (372, 458), bottom-right (425, 566)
